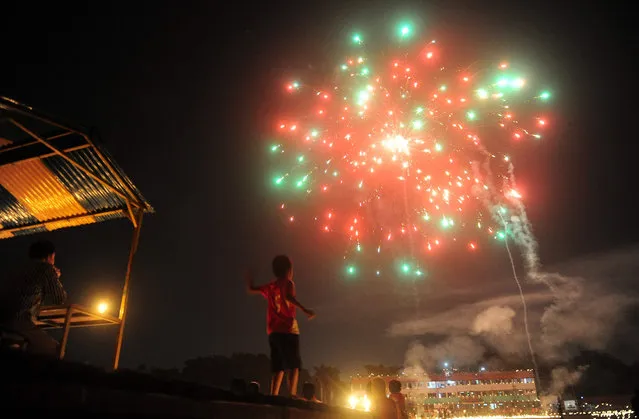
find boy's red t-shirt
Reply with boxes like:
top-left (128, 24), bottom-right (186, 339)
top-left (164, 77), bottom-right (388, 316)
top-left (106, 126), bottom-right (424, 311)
top-left (261, 278), bottom-right (299, 335)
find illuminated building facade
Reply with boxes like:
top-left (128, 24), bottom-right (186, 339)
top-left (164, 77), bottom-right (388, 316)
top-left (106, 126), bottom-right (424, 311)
top-left (351, 370), bottom-right (541, 417)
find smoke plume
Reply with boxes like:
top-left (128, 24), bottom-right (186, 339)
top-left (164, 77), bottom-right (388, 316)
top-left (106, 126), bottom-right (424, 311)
top-left (402, 338), bottom-right (485, 374)
top-left (472, 305), bottom-right (516, 335)
top-left (391, 162), bottom-right (639, 394)
top-left (549, 366), bottom-right (588, 396)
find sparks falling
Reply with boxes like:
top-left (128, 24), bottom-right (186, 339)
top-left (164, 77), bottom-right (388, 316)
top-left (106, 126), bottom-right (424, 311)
top-left (268, 22), bottom-right (552, 277)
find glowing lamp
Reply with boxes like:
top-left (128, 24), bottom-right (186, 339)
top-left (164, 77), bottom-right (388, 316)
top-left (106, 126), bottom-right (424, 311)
top-left (96, 301), bottom-right (109, 315)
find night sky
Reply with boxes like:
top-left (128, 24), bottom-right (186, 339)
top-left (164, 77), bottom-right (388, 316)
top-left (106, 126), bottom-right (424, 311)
top-left (1, 1), bottom-right (638, 375)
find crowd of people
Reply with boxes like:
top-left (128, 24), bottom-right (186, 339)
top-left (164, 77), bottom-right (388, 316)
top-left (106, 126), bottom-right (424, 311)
top-left (361, 377), bottom-right (408, 419)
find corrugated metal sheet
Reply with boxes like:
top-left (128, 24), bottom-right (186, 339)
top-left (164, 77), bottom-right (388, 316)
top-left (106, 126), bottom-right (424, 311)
top-left (0, 183), bottom-right (39, 228)
top-left (44, 214), bottom-right (97, 231)
top-left (0, 159), bottom-right (88, 221)
top-left (11, 226), bottom-right (48, 237)
top-left (0, 97), bottom-right (152, 239)
top-left (93, 146), bottom-right (148, 205)
top-left (43, 150), bottom-right (127, 213)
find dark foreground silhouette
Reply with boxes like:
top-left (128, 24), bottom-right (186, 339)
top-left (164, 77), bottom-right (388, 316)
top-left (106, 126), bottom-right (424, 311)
top-left (1, 349), bottom-right (369, 419)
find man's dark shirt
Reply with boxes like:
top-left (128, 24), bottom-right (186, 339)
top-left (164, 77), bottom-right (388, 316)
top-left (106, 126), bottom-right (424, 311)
top-left (0, 260), bottom-right (67, 323)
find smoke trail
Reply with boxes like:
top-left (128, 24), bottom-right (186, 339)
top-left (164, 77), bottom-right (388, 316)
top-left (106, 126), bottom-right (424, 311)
top-left (503, 163), bottom-right (542, 279)
top-left (499, 210), bottom-right (541, 388)
top-left (493, 162), bottom-right (601, 394)
top-left (472, 158), bottom-right (542, 387)
top-left (454, 156), bottom-right (628, 394)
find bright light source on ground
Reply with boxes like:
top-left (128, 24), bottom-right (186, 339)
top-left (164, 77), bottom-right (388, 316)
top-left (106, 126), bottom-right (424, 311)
top-left (97, 301), bottom-right (109, 314)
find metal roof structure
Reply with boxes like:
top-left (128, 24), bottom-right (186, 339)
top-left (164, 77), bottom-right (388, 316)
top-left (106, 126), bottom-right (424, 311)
top-left (0, 96), bottom-right (152, 369)
top-left (0, 96), bottom-right (153, 238)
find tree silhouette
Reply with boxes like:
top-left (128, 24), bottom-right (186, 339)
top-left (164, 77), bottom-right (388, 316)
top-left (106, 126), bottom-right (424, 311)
top-left (313, 364), bottom-right (347, 404)
top-left (363, 364), bottom-right (402, 376)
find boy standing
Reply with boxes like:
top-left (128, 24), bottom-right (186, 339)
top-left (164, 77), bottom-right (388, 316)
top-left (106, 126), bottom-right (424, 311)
top-left (246, 255), bottom-right (315, 396)
top-left (389, 379), bottom-right (408, 419)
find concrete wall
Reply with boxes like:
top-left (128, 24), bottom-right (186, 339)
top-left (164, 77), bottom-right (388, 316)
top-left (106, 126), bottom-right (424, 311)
top-left (7, 379), bottom-right (369, 418)
top-left (2, 350), bottom-right (370, 419)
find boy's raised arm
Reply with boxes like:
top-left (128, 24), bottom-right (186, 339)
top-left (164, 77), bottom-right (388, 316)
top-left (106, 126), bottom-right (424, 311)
top-left (245, 270), bottom-right (264, 295)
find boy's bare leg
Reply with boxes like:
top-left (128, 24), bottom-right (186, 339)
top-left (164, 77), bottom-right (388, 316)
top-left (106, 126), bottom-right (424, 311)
top-left (271, 371), bottom-right (284, 395)
top-left (287, 368), bottom-right (299, 397)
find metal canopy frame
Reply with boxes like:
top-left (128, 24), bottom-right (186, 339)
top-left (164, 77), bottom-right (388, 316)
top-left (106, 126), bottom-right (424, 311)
top-left (0, 97), bottom-right (152, 369)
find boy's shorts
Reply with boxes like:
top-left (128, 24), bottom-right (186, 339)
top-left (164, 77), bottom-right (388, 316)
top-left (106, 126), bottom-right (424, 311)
top-left (268, 332), bottom-right (301, 372)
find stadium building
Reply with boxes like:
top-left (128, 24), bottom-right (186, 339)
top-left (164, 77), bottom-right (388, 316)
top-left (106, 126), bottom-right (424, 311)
top-left (350, 369), bottom-right (542, 417)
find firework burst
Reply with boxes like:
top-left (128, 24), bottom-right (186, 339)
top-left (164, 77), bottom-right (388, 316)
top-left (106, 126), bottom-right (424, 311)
top-left (268, 22), bottom-right (552, 278)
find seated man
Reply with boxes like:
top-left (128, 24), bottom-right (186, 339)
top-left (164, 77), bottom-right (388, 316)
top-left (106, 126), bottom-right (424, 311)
top-left (0, 240), bottom-right (67, 356)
